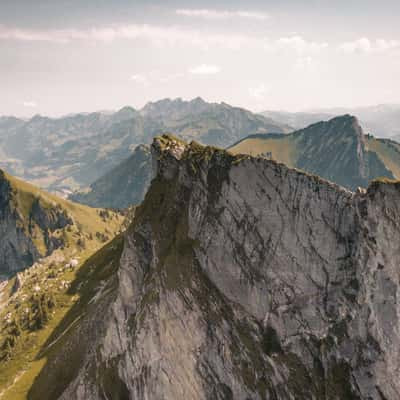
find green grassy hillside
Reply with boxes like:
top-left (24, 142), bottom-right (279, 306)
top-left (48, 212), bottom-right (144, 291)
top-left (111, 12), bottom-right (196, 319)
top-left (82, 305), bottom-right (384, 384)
top-left (0, 171), bottom-right (124, 399)
top-left (366, 136), bottom-right (400, 179)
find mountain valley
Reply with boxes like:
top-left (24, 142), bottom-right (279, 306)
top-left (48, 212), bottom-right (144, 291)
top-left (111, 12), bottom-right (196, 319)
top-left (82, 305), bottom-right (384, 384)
top-left (0, 98), bottom-right (290, 197)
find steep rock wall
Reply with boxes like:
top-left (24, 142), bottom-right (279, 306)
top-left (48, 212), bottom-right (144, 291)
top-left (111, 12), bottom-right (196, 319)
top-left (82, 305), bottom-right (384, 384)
top-left (29, 136), bottom-right (400, 400)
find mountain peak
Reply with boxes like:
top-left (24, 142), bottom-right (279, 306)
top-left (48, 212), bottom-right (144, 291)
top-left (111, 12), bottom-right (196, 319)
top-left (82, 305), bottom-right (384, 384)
top-left (230, 113), bottom-right (395, 190)
top-left (113, 106), bottom-right (138, 121)
top-left (28, 133), bottom-right (400, 399)
top-left (304, 114), bottom-right (363, 139)
top-left (190, 96), bottom-right (206, 105)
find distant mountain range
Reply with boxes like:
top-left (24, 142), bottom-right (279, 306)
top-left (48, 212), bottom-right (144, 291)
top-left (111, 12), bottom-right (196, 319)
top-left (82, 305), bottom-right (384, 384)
top-left (69, 114), bottom-right (400, 211)
top-left (0, 98), bottom-right (290, 196)
top-left (262, 104), bottom-right (400, 138)
top-left (230, 114), bottom-right (400, 191)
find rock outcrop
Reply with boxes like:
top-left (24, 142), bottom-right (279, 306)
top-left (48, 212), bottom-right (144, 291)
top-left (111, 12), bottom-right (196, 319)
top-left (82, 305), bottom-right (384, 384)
top-left (29, 135), bottom-right (400, 399)
top-left (0, 170), bottom-right (41, 275)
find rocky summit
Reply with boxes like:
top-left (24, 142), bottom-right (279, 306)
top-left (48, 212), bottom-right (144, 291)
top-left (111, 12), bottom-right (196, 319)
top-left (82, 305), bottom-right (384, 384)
top-left (22, 135), bottom-right (400, 399)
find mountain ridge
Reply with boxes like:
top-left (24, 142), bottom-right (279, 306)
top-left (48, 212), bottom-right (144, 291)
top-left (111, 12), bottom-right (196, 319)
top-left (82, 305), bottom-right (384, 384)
top-left (262, 103), bottom-right (400, 138)
top-left (230, 114), bottom-right (397, 190)
top-left (12, 135), bottom-right (400, 399)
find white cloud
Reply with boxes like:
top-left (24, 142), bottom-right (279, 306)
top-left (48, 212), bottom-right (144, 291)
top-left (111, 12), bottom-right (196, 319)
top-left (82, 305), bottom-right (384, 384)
top-left (189, 64), bottom-right (221, 75)
top-left (0, 25), bottom-right (330, 57)
top-left (23, 101), bottom-right (38, 108)
top-left (0, 25), bottom-right (254, 50)
top-left (340, 37), bottom-right (400, 54)
top-left (176, 9), bottom-right (269, 20)
top-left (275, 36), bottom-right (328, 54)
top-left (249, 84), bottom-right (268, 101)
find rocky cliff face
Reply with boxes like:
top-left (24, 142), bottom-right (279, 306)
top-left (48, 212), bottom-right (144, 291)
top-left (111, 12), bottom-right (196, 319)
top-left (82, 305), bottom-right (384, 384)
top-left (29, 136), bottom-right (400, 400)
top-left (0, 170), bottom-right (40, 276)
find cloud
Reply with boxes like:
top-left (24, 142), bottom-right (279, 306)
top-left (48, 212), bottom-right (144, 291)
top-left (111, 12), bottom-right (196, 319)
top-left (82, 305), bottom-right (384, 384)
top-left (189, 64), bottom-right (221, 75)
top-left (340, 38), bottom-right (400, 53)
top-left (0, 25), bottom-right (327, 56)
top-left (249, 84), bottom-right (268, 101)
top-left (176, 9), bottom-right (269, 20)
top-left (0, 24), bottom-right (254, 50)
top-left (23, 101), bottom-right (38, 108)
top-left (275, 36), bottom-right (328, 54)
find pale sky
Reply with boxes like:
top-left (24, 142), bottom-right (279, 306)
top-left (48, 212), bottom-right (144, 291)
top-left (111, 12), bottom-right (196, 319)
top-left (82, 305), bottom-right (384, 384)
top-left (2, 0), bottom-right (400, 117)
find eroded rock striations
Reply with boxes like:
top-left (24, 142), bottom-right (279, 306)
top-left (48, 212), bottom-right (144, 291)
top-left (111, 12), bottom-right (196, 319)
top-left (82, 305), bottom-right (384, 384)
top-left (29, 135), bottom-right (400, 399)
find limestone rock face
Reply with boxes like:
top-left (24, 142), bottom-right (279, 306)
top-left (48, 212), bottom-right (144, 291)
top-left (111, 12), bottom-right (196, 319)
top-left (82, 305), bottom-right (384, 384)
top-left (0, 171), bottom-right (40, 275)
top-left (0, 170), bottom-right (74, 276)
top-left (30, 136), bottom-right (400, 400)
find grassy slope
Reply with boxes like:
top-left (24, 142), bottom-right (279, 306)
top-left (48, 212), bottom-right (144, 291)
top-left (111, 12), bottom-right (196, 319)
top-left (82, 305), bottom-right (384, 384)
top-left (229, 134), bottom-right (298, 168)
top-left (0, 173), bottom-right (124, 399)
top-left (230, 131), bottom-right (400, 190)
top-left (5, 170), bottom-right (115, 232)
top-left (0, 236), bottom-right (124, 400)
top-left (366, 137), bottom-right (400, 179)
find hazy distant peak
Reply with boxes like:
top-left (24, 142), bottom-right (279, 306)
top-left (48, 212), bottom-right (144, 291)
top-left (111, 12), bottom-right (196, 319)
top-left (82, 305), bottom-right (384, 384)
top-left (190, 96), bottom-right (207, 105)
top-left (113, 106), bottom-right (138, 121)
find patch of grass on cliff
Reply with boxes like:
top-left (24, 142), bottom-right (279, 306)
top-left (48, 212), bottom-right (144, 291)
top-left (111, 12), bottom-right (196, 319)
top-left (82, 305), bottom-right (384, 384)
top-left (371, 176), bottom-right (399, 184)
top-left (229, 135), bottom-right (299, 168)
top-left (367, 137), bottom-right (400, 180)
top-left (0, 234), bottom-right (124, 399)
